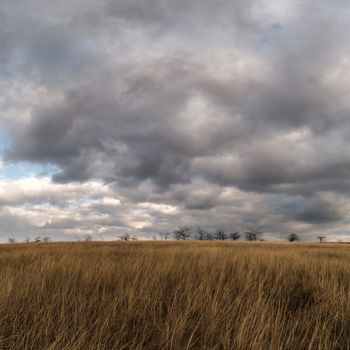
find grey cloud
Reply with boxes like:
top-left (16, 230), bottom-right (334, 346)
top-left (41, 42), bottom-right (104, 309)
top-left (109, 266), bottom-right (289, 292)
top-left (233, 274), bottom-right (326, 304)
top-left (1, 0), bottom-right (350, 240)
top-left (264, 194), bottom-right (346, 225)
top-left (295, 203), bottom-right (342, 224)
top-left (104, 0), bottom-right (257, 31)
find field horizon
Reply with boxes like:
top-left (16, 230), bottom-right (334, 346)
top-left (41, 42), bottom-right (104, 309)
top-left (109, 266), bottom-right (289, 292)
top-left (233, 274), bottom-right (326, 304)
top-left (0, 241), bottom-right (349, 349)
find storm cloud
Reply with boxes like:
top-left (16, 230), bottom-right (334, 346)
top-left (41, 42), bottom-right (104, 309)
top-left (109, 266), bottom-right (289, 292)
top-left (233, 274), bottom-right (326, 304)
top-left (1, 0), bottom-right (350, 241)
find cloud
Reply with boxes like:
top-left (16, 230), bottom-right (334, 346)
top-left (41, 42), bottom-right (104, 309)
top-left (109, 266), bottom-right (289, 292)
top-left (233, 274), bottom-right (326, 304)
top-left (0, 0), bottom-right (350, 241)
top-left (0, 176), bottom-right (349, 242)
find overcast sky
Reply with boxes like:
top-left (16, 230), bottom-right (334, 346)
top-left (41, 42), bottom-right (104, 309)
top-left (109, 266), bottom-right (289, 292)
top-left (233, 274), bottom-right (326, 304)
top-left (1, 0), bottom-right (350, 242)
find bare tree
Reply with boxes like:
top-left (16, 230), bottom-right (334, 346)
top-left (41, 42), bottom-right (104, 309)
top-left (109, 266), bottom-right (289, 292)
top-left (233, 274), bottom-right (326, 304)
top-left (173, 226), bottom-right (191, 240)
top-left (244, 227), bottom-right (263, 241)
top-left (288, 233), bottom-right (299, 242)
top-left (317, 236), bottom-right (326, 243)
top-left (215, 229), bottom-right (227, 240)
top-left (24, 237), bottom-right (31, 243)
top-left (160, 233), bottom-right (170, 240)
top-left (42, 236), bottom-right (51, 243)
top-left (153, 235), bottom-right (158, 241)
top-left (84, 234), bottom-right (93, 242)
top-left (34, 236), bottom-right (41, 243)
top-left (206, 232), bottom-right (214, 240)
top-left (8, 237), bottom-right (16, 244)
top-left (131, 234), bottom-right (138, 241)
top-left (196, 226), bottom-right (206, 240)
top-left (119, 233), bottom-right (131, 241)
top-left (229, 232), bottom-right (240, 241)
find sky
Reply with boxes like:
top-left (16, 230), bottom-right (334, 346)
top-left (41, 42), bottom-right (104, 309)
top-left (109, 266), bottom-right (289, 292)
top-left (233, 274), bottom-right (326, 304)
top-left (1, 0), bottom-right (350, 242)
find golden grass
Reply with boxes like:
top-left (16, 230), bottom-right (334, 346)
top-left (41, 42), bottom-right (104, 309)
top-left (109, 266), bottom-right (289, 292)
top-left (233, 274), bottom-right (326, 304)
top-left (0, 241), bottom-right (349, 349)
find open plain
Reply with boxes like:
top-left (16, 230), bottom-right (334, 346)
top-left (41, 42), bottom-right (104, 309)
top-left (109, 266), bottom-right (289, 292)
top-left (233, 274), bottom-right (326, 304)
top-left (0, 241), bottom-right (349, 349)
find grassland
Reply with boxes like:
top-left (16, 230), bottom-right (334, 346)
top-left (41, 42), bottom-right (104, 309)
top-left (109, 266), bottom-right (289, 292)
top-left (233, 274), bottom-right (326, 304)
top-left (0, 241), bottom-right (349, 349)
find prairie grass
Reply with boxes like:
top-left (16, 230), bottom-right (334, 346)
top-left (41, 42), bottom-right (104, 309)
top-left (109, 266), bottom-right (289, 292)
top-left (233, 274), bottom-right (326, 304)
top-left (0, 241), bottom-right (349, 349)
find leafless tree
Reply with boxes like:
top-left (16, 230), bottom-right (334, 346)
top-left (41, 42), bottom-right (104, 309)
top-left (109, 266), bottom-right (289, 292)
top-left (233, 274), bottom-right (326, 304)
top-left (153, 235), bottom-right (158, 240)
top-left (244, 227), bottom-right (263, 241)
top-left (119, 233), bottom-right (131, 241)
top-left (288, 233), bottom-right (299, 242)
top-left (34, 236), bottom-right (41, 243)
top-left (229, 232), bottom-right (240, 241)
top-left (173, 226), bottom-right (191, 240)
top-left (196, 226), bottom-right (206, 240)
top-left (24, 236), bottom-right (31, 243)
top-left (42, 236), bottom-right (51, 243)
top-left (8, 237), bottom-right (16, 244)
top-left (206, 232), bottom-right (214, 240)
top-left (160, 233), bottom-right (170, 240)
top-left (132, 234), bottom-right (138, 241)
top-left (84, 234), bottom-right (93, 242)
top-left (215, 229), bottom-right (227, 240)
top-left (317, 236), bottom-right (326, 243)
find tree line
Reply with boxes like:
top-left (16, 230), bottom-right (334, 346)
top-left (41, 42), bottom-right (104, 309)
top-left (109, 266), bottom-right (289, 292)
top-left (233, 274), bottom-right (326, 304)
top-left (118, 227), bottom-right (305, 242)
top-left (172, 226), bottom-right (262, 241)
top-left (7, 229), bottom-right (329, 243)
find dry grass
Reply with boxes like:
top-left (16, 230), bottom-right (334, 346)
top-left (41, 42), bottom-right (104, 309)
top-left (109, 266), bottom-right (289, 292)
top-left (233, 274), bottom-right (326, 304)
top-left (0, 241), bottom-right (349, 349)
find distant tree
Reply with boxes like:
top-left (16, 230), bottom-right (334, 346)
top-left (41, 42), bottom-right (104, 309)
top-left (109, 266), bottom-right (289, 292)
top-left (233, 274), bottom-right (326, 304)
top-left (244, 227), bottom-right (263, 241)
top-left (42, 236), bottom-right (51, 243)
top-left (173, 226), bottom-right (191, 240)
top-left (8, 237), bottom-right (16, 244)
top-left (119, 233), bottom-right (131, 241)
top-left (317, 236), bottom-right (326, 243)
top-left (159, 233), bottom-right (169, 240)
top-left (24, 237), bottom-right (31, 243)
top-left (84, 234), bottom-right (93, 242)
top-left (215, 229), bottom-right (227, 240)
top-left (229, 232), bottom-right (240, 241)
top-left (205, 232), bottom-right (214, 240)
top-left (153, 235), bottom-right (158, 241)
top-left (34, 236), bottom-right (41, 243)
top-left (288, 233), bottom-right (299, 242)
top-left (196, 226), bottom-right (206, 240)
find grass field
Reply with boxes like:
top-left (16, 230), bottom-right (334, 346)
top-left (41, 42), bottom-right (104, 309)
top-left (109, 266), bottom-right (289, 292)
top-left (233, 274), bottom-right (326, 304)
top-left (0, 241), bottom-right (349, 349)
